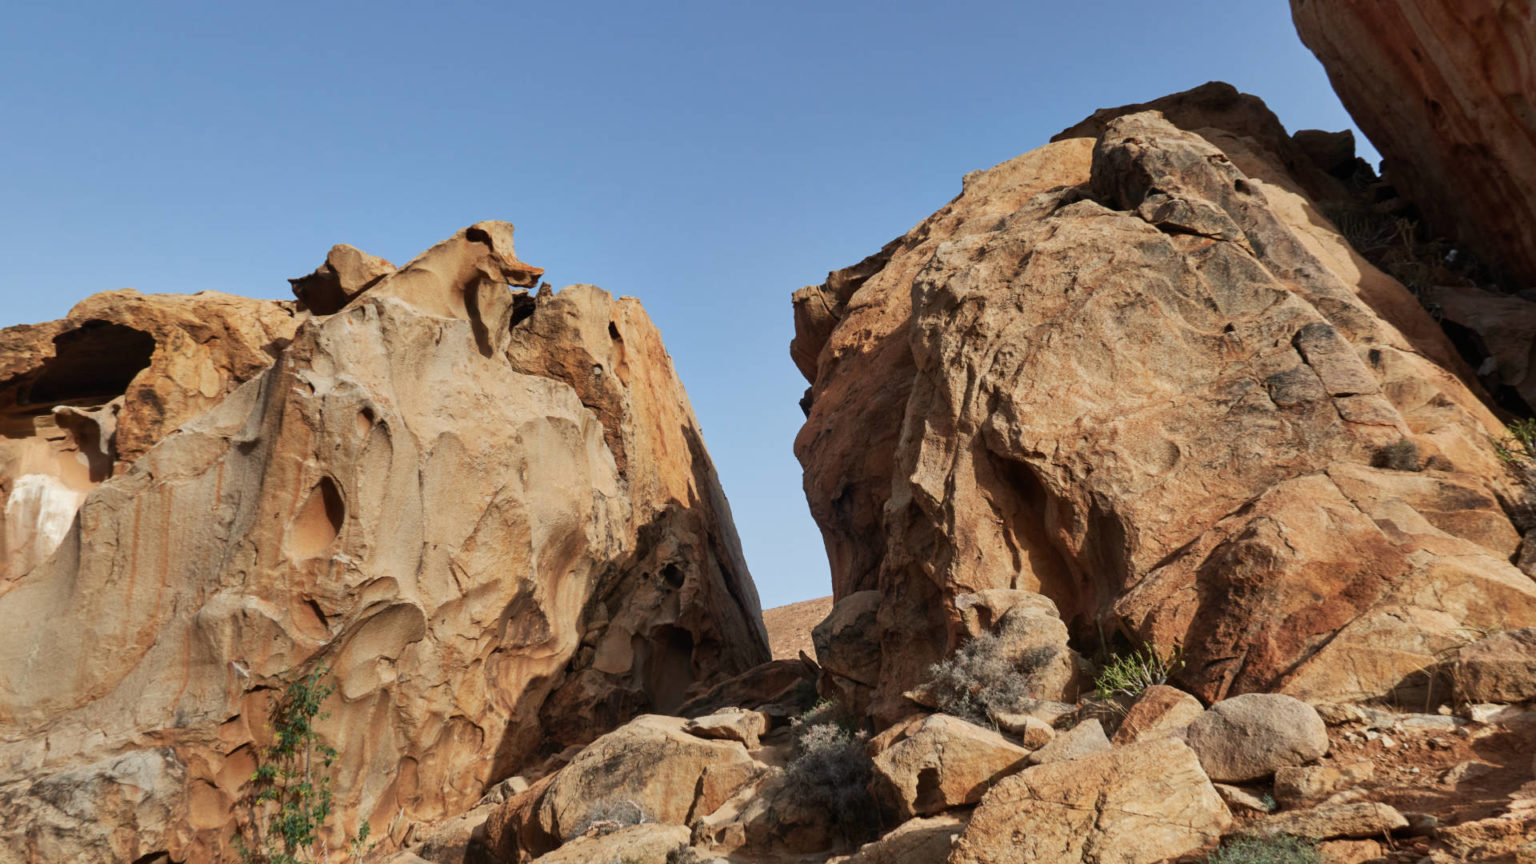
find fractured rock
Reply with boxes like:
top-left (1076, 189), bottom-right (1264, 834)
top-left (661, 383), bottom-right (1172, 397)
top-left (1246, 801), bottom-right (1408, 841)
top-left (1455, 628), bottom-right (1536, 704)
top-left (868, 714), bottom-right (1030, 819)
top-left (1025, 718), bottom-right (1111, 766)
top-left (1111, 684), bottom-right (1205, 745)
top-left (949, 737), bottom-right (1231, 864)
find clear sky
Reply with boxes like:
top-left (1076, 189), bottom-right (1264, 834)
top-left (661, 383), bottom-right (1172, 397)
top-left (1, 2), bottom-right (1375, 609)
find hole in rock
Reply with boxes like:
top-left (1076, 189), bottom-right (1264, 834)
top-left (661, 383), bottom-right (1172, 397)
top-left (23, 321), bottom-right (155, 406)
top-left (288, 476), bottom-right (345, 559)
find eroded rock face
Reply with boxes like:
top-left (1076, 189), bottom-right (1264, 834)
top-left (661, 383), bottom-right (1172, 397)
top-left (793, 85), bottom-right (1536, 723)
top-left (0, 223), bottom-right (768, 863)
top-left (1290, 1), bottom-right (1536, 286)
top-left (0, 291), bottom-right (299, 587)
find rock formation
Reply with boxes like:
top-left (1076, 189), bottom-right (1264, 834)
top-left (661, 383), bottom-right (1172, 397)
top-left (793, 84), bottom-right (1536, 723)
top-left (1290, 0), bottom-right (1536, 287)
top-left (0, 222), bottom-right (768, 863)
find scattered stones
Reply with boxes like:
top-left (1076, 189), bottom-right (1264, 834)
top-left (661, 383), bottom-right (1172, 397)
top-left (1185, 694), bottom-right (1329, 782)
top-left (685, 709), bottom-right (771, 749)
top-left (1274, 762), bottom-right (1374, 807)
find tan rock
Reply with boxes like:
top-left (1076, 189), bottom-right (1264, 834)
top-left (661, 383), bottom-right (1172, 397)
top-left (1290, 1), bottom-right (1536, 285)
top-left (1455, 628), bottom-right (1536, 704)
top-left (1025, 718), bottom-right (1111, 766)
top-left (869, 714), bottom-right (1030, 819)
top-left (1185, 694), bottom-right (1329, 782)
top-left (287, 243), bottom-right (397, 315)
top-left (1214, 783), bottom-right (1277, 814)
top-left (1111, 685), bottom-right (1205, 745)
top-left (484, 714), bottom-right (760, 861)
top-left (1246, 801), bottom-right (1408, 841)
top-left (527, 822), bottom-right (689, 864)
top-left (690, 770), bottom-right (842, 857)
top-left (793, 84), bottom-right (1535, 725)
top-left (1317, 839), bottom-right (1384, 864)
top-left (828, 814), bottom-right (967, 864)
top-left (948, 738), bottom-right (1231, 864)
top-left (0, 223), bottom-right (769, 863)
top-left (993, 712), bottom-right (1055, 749)
top-left (1275, 762), bottom-right (1375, 808)
top-left (0, 290), bottom-right (299, 587)
top-left (685, 709), bottom-right (770, 749)
top-left (813, 590), bottom-right (883, 706)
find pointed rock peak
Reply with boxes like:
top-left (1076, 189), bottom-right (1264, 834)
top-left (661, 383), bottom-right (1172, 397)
top-left (288, 243), bottom-right (395, 315)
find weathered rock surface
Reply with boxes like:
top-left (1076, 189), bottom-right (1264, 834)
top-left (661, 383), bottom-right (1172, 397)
top-left (792, 83), bottom-right (1536, 722)
top-left (1247, 801), bottom-right (1409, 841)
top-left (948, 737), bottom-right (1231, 864)
top-left (1290, 1), bottom-right (1536, 286)
top-left (869, 713), bottom-right (1029, 819)
top-left (1274, 761), bottom-right (1375, 808)
top-left (0, 223), bottom-right (769, 863)
top-left (1185, 694), bottom-right (1329, 782)
top-left (1025, 718), bottom-right (1111, 766)
top-left (685, 709), bottom-right (770, 749)
top-left (0, 290), bottom-right (299, 587)
top-left (526, 822), bottom-right (690, 864)
top-left (1455, 628), bottom-right (1536, 704)
top-left (1111, 684), bottom-right (1206, 745)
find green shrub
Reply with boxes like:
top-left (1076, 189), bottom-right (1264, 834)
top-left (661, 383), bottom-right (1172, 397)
top-left (1093, 644), bottom-right (1183, 701)
top-left (1206, 835), bottom-right (1323, 864)
top-left (238, 667), bottom-right (369, 864)
top-left (1492, 418), bottom-right (1536, 466)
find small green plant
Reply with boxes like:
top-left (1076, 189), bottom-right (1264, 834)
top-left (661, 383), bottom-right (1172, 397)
top-left (1206, 835), bottom-right (1322, 864)
top-left (1093, 644), bottom-right (1183, 701)
top-left (1372, 438), bottom-right (1422, 471)
top-left (238, 667), bottom-right (369, 864)
top-left (1492, 418), bottom-right (1536, 466)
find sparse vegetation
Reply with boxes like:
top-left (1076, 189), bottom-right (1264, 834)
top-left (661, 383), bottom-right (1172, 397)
top-left (1093, 644), bottom-right (1184, 701)
top-left (1372, 437), bottom-right (1422, 471)
top-left (237, 667), bottom-right (369, 864)
top-left (1205, 835), bottom-right (1323, 864)
top-left (784, 710), bottom-right (879, 843)
top-left (573, 799), bottom-right (648, 838)
top-left (921, 624), bottom-right (1066, 727)
top-left (666, 845), bottom-right (705, 864)
top-left (1492, 418), bottom-right (1536, 467)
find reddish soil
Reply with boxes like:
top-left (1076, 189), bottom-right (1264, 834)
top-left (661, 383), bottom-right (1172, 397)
top-left (762, 596), bottom-right (833, 661)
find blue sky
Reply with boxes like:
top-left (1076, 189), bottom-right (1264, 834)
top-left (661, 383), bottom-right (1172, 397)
top-left (1, 2), bottom-right (1375, 608)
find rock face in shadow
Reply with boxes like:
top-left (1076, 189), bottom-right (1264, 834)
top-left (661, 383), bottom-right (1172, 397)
top-left (1289, 1), bottom-right (1536, 286)
top-left (0, 222), bottom-right (768, 863)
top-left (791, 84), bottom-right (1536, 724)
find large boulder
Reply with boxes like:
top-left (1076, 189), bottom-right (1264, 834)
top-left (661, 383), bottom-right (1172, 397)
top-left (1290, 1), bottom-right (1536, 286)
top-left (947, 737), bottom-right (1231, 864)
top-left (0, 223), bottom-right (770, 863)
top-left (791, 83), bottom-right (1536, 723)
top-left (1184, 694), bottom-right (1329, 782)
top-left (828, 814), bottom-right (966, 864)
top-left (868, 714), bottom-right (1030, 819)
top-left (1455, 628), bottom-right (1536, 704)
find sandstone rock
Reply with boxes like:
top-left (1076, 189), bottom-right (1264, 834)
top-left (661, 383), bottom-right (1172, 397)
top-left (1111, 685), bottom-right (1205, 745)
top-left (0, 747), bottom-right (187, 863)
top-left (869, 714), bottom-right (1029, 819)
top-left (812, 590), bottom-right (883, 706)
top-left (676, 658), bottom-right (816, 720)
top-left (685, 709), bottom-right (770, 749)
top-left (484, 714), bottom-right (760, 861)
top-left (0, 290), bottom-right (299, 587)
top-left (1317, 839), bottom-right (1385, 864)
top-left (288, 243), bottom-right (396, 315)
top-left (0, 223), bottom-right (769, 863)
top-left (994, 712), bottom-right (1055, 749)
top-left (526, 822), bottom-right (689, 864)
top-left (690, 769), bottom-right (844, 857)
top-left (1290, 1), bottom-right (1536, 285)
top-left (827, 814), bottom-right (966, 864)
top-left (1025, 718), bottom-right (1111, 766)
top-left (1455, 628), bottom-right (1536, 704)
top-left (1214, 783), bottom-right (1277, 814)
top-left (1423, 285), bottom-right (1536, 414)
top-left (1275, 762), bottom-right (1375, 808)
top-left (949, 738), bottom-right (1231, 864)
top-left (793, 84), bottom-right (1535, 724)
top-left (1247, 801), bottom-right (1408, 841)
top-left (1186, 694), bottom-right (1329, 782)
